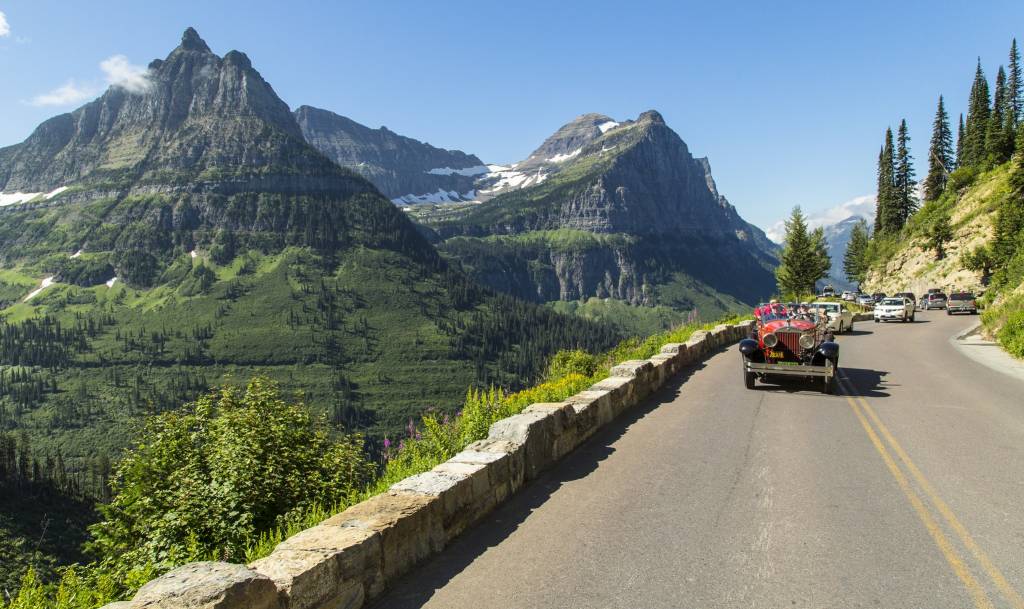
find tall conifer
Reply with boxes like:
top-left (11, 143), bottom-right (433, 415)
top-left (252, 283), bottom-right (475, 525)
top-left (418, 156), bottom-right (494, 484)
top-left (894, 119), bottom-right (917, 228)
top-left (955, 113), bottom-right (965, 168)
top-left (986, 66), bottom-right (1010, 164)
top-left (963, 59), bottom-right (990, 167)
top-left (1008, 39), bottom-right (1022, 127)
top-left (924, 96), bottom-right (953, 201)
top-left (843, 219), bottom-right (871, 285)
top-left (876, 128), bottom-right (898, 233)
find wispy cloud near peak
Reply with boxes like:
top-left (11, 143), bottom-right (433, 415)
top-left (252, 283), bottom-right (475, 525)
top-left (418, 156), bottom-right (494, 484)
top-left (100, 55), bottom-right (152, 93)
top-left (27, 54), bottom-right (152, 108)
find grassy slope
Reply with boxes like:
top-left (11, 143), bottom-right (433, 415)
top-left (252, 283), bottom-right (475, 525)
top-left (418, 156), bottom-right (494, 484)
top-left (862, 164), bottom-right (1011, 296)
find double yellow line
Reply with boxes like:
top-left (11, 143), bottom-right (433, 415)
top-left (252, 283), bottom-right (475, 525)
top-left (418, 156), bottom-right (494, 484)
top-left (840, 378), bottom-right (1024, 609)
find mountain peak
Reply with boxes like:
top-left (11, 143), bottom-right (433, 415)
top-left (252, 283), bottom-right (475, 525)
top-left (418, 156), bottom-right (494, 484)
top-left (223, 49), bottom-right (252, 69)
top-left (637, 109), bottom-right (665, 125)
top-left (179, 27), bottom-right (211, 53)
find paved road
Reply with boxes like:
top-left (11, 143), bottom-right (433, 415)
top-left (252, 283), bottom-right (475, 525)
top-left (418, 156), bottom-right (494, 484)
top-left (372, 311), bottom-right (1024, 609)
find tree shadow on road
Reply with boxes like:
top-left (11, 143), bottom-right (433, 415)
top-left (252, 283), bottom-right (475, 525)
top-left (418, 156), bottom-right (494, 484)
top-left (838, 367), bottom-right (891, 398)
top-left (365, 358), bottom-right (712, 609)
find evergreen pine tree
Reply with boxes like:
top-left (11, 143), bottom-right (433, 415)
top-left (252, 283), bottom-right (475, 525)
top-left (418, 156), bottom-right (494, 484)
top-left (874, 146), bottom-right (885, 233)
top-left (1008, 38), bottom-right (1022, 127)
top-left (924, 96), bottom-right (953, 201)
top-left (986, 66), bottom-right (1011, 164)
top-left (955, 113), bottom-right (965, 168)
top-left (963, 59), bottom-right (991, 167)
top-left (843, 218), bottom-right (871, 285)
top-left (775, 207), bottom-right (830, 299)
top-left (876, 128), bottom-right (898, 233)
top-left (894, 119), bottom-right (917, 228)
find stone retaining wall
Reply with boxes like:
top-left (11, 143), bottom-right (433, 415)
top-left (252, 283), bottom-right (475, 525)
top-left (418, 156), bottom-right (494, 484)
top-left (105, 321), bottom-right (755, 609)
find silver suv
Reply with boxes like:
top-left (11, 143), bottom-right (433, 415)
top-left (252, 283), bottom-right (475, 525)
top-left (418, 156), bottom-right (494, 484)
top-left (947, 292), bottom-right (978, 315)
top-left (922, 293), bottom-right (947, 310)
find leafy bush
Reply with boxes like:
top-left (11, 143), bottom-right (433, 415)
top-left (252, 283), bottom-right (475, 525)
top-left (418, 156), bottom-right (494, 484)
top-left (997, 306), bottom-right (1024, 358)
top-left (946, 165), bottom-right (980, 193)
top-left (86, 377), bottom-right (372, 586)
top-left (545, 349), bottom-right (600, 380)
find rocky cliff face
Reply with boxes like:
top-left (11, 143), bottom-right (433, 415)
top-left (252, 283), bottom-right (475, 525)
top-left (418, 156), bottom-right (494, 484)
top-left (422, 111), bottom-right (778, 313)
top-left (295, 105), bottom-right (486, 204)
top-left (0, 28), bottom-right (435, 284)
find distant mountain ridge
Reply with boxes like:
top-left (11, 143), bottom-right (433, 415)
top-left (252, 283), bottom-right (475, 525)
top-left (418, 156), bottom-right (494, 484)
top-left (294, 105), bottom-right (487, 204)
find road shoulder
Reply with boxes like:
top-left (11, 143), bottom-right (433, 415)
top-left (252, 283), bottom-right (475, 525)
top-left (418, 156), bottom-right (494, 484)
top-left (949, 320), bottom-right (1024, 386)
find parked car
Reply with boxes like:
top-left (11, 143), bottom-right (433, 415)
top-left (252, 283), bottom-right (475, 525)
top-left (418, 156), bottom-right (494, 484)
top-left (874, 297), bottom-right (915, 323)
top-left (738, 308), bottom-right (839, 393)
top-left (871, 292), bottom-right (887, 303)
top-left (857, 293), bottom-right (874, 306)
top-left (841, 291), bottom-right (854, 301)
top-left (812, 301), bottom-right (854, 333)
top-left (947, 292), bottom-right (978, 315)
top-left (916, 295), bottom-right (929, 310)
top-left (922, 293), bottom-right (948, 310)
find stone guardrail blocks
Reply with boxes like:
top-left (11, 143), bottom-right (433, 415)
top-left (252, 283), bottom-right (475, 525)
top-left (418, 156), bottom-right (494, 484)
top-left (106, 322), bottom-right (748, 609)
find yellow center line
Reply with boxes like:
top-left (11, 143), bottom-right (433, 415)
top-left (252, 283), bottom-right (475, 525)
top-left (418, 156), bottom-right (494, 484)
top-left (840, 385), bottom-right (994, 609)
top-left (844, 381), bottom-right (1024, 609)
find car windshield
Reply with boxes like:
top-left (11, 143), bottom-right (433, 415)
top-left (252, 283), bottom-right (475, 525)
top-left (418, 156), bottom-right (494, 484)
top-left (881, 298), bottom-right (903, 306)
top-left (950, 293), bottom-right (975, 300)
top-left (813, 303), bottom-right (839, 313)
top-left (930, 294), bottom-right (947, 300)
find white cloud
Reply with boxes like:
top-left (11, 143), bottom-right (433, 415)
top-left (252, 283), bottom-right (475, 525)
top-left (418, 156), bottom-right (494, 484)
top-left (27, 54), bottom-right (151, 107)
top-left (0, 11), bottom-right (10, 37)
top-left (765, 194), bottom-right (876, 243)
top-left (30, 80), bottom-right (98, 107)
top-left (100, 54), bottom-right (151, 93)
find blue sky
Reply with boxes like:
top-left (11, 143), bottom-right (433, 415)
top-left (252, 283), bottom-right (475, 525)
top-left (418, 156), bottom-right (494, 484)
top-left (0, 0), bottom-right (1021, 230)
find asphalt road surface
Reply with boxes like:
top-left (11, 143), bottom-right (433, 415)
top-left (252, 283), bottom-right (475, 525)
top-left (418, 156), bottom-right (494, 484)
top-left (371, 311), bottom-right (1024, 609)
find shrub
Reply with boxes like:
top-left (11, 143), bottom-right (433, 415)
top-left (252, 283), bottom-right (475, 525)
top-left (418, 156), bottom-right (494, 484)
top-left (946, 165), bottom-right (980, 193)
top-left (998, 307), bottom-right (1024, 358)
top-left (86, 377), bottom-right (372, 578)
top-left (545, 349), bottom-right (600, 380)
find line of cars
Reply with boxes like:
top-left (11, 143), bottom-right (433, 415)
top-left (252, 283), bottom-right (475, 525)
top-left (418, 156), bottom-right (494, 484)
top-left (740, 288), bottom-right (980, 393)
top-left (872, 289), bottom-right (979, 319)
top-left (838, 289), bottom-right (979, 319)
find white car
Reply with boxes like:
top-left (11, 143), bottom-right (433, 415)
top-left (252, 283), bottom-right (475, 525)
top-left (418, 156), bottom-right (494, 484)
top-left (841, 291), bottom-right (854, 301)
top-left (874, 297), bottom-right (915, 323)
top-left (810, 301), bottom-right (854, 333)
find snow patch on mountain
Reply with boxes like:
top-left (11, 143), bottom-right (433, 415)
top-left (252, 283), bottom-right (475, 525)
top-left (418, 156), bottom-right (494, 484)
top-left (25, 276), bottom-right (55, 301)
top-left (391, 189), bottom-right (476, 205)
top-left (597, 121), bottom-right (619, 133)
top-left (0, 186), bottom-right (70, 207)
top-left (426, 165), bottom-right (489, 177)
top-left (547, 149), bottom-right (581, 163)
